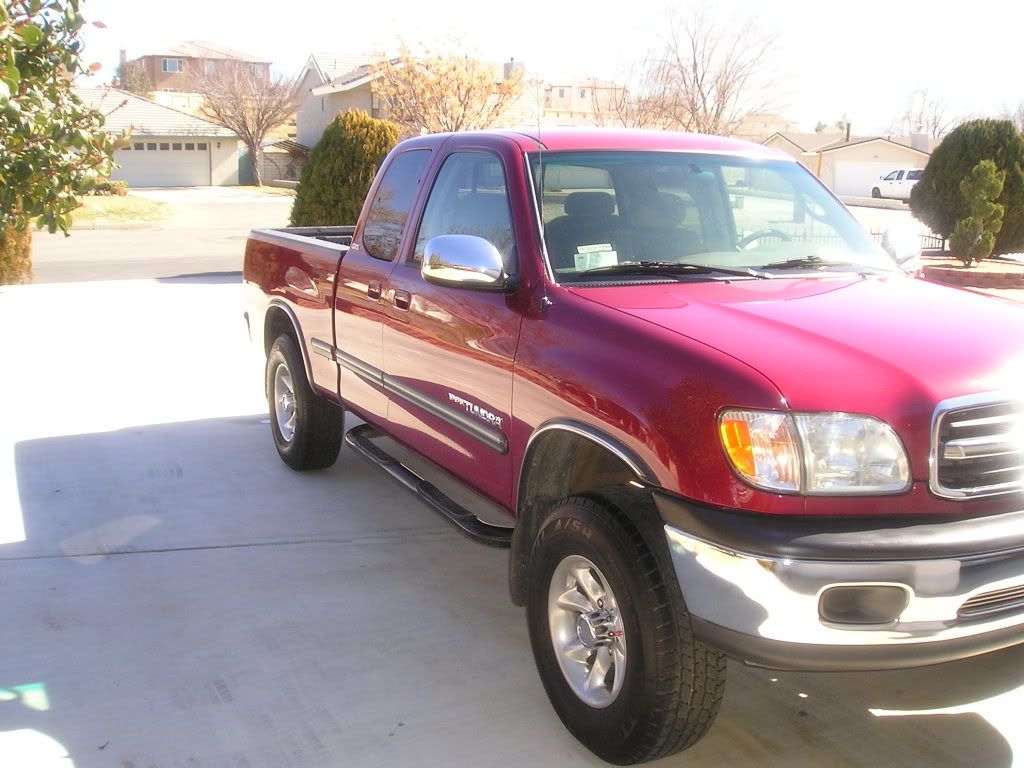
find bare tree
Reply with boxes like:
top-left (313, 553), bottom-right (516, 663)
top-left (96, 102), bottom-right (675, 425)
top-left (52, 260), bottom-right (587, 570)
top-left (1005, 101), bottom-right (1024, 134)
top-left (591, 5), bottom-right (780, 135)
top-left (659, 4), bottom-right (780, 134)
top-left (890, 89), bottom-right (955, 138)
top-left (589, 57), bottom-right (673, 129)
top-left (372, 47), bottom-right (525, 136)
top-left (193, 61), bottom-right (299, 186)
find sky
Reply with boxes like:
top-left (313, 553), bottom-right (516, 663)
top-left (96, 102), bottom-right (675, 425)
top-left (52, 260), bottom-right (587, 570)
top-left (77, 0), bottom-right (1023, 135)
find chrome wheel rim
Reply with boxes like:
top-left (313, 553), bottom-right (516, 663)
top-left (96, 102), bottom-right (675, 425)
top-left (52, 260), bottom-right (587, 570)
top-left (273, 362), bottom-right (297, 442)
top-left (548, 555), bottom-right (627, 708)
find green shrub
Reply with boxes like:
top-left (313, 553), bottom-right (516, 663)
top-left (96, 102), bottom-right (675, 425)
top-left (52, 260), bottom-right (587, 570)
top-left (93, 180), bottom-right (129, 196)
top-left (290, 111), bottom-right (399, 226)
top-left (950, 160), bottom-right (1005, 266)
top-left (910, 119), bottom-right (1024, 255)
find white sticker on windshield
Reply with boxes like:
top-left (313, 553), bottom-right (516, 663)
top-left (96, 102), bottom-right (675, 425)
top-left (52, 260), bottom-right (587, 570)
top-left (574, 244), bottom-right (618, 270)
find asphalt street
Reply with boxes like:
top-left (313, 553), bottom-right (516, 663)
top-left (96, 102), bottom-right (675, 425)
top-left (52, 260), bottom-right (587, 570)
top-left (30, 188), bottom-right (293, 283)
top-left (1, 277), bottom-right (1023, 768)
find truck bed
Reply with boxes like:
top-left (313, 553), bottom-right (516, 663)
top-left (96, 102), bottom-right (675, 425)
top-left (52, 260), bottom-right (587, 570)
top-left (259, 225), bottom-right (356, 247)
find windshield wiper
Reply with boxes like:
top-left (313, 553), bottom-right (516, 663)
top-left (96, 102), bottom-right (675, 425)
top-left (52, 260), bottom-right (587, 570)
top-left (759, 255), bottom-right (871, 272)
top-left (579, 261), bottom-right (770, 279)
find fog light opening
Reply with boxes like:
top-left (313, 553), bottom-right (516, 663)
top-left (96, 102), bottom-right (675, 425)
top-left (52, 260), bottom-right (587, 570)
top-left (819, 584), bottom-right (910, 626)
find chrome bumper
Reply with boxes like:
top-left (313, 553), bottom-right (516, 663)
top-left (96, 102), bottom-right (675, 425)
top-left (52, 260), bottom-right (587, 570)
top-left (659, 500), bottom-right (1024, 670)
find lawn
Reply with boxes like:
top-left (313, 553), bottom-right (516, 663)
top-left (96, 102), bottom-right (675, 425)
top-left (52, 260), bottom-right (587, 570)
top-left (72, 195), bottom-right (170, 227)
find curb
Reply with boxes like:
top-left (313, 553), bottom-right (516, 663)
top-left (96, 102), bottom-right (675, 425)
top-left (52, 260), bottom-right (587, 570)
top-left (69, 220), bottom-right (165, 231)
top-left (840, 197), bottom-right (909, 211)
top-left (922, 265), bottom-right (1024, 289)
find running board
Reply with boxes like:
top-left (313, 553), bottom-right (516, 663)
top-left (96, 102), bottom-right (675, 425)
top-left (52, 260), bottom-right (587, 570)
top-left (344, 423), bottom-right (513, 548)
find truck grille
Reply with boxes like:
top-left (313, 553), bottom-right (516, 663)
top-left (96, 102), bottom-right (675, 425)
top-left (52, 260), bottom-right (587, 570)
top-left (932, 396), bottom-right (1024, 499)
top-left (958, 584), bottom-right (1024, 621)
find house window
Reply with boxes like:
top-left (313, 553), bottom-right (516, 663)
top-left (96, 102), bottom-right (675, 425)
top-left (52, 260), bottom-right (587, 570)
top-left (162, 58), bottom-right (184, 73)
top-left (185, 143), bottom-right (195, 150)
top-left (579, 88), bottom-right (586, 98)
top-left (558, 88), bottom-right (565, 98)
top-left (172, 143), bottom-right (182, 150)
top-left (123, 145), bottom-right (131, 151)
top-left (204, 60), bottom-right (216, 75)
top-left (159, 143), bottom-right (170, 150)
top-left (147, 143), bottom-right (157, 150)
top-left (134, 142), bottom-right (144, 150)
top-left (197, 143), bottom-right (208, 150)
top-left (251, 64), bottom-right (264, 78)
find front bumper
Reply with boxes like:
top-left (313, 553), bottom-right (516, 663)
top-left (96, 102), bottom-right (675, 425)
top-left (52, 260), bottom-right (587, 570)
top-left (655, 493), bottom-right (1024, 670)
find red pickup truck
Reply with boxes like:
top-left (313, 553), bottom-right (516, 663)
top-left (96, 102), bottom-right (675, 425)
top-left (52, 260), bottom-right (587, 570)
top-left (243, 128), bottom-right (1024, 764)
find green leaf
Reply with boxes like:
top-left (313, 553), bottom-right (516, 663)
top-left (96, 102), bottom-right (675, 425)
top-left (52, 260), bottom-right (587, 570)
top-left (1, 65), bottom-right (20, 88)
top-left (17, 24), bottom-right (44, 47)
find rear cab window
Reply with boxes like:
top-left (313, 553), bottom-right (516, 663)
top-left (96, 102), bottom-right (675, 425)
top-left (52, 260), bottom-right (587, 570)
top-left (362, 150), bottom-right (432, 261)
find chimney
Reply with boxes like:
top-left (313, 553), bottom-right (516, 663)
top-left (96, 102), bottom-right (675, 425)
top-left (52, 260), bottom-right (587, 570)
top-left (119, 48), bottom-right (127, 66)
top-left (504, 57), bottom-right (524, 80)
top-left (910, 131), bottom-right (928, 152)
top-left (845, 121), bottom-right (851, 142)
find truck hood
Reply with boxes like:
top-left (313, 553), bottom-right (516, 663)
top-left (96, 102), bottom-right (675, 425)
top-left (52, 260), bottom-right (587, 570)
top-left (568, 275), bottom-right (1024, 414)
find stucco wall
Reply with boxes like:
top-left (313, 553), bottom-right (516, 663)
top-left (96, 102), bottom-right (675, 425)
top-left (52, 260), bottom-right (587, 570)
top-left (296, 76), bottom-right (375, 148)
top-left (763, 136), bottom-right (817, 173)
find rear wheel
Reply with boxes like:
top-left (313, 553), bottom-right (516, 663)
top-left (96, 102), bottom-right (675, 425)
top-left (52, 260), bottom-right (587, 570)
top-left (266, 334), bottom-right (344, 470)
top-left (526, 492), bottom-right (727, 764)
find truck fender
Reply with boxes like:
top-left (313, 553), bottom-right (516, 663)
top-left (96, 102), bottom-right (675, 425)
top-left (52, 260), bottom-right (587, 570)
top-left (263, 299), bottom-right (316, 395)
top-left (509, 419), bottom-right (659, 606)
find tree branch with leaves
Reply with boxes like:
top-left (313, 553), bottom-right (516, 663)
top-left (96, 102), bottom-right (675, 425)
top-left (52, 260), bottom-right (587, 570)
top-left (1, 0), bottom-right (119, 283)
top-left (193, 61), bottom-right (298, 186)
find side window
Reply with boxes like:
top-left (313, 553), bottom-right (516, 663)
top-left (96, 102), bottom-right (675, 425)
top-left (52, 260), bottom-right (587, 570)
top-left (895, 170), bottom-right (905, 180)
top-left (412, 152), bottom-right (516, 269)
top-left (362, 150), bottom-right (432, 261)
top-left (907, 170), bottom-right (922, 181)
top-left (884, 171), bottom-right (898, 181)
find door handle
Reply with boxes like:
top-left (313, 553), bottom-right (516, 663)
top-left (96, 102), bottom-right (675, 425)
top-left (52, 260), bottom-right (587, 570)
top-left (367, 281), bottom-right (382, 300)
top-left (393, 289), bottom-right (412, 311)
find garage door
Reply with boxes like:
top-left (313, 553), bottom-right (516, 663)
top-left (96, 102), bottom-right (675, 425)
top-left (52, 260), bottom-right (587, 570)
top-left (112, 139), bottom-right (211, 187)
top-left (834, 161), bottom-right (897, 197)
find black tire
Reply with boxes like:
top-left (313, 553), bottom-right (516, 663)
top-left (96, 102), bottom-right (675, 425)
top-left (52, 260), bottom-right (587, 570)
top-left (265, 333), bottom-right (344, 470)
top-left (526, 491), bottom-right (727, 764)
top-left (871, 187), bottom-right (882, 198)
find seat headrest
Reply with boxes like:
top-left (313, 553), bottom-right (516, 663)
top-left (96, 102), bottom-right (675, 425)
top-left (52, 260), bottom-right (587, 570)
top-left (634, 191), bottom-right (686, 227)
top-left (564, 191), bottom-right (616, 218)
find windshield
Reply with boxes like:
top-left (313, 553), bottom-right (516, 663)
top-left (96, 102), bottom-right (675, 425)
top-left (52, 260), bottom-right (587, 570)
top-left (528, 151), bottom-right (898, 283)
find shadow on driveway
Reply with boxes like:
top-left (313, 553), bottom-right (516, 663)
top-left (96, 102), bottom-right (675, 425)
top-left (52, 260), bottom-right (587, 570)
top-left (2, 414), bottom-right (1021, 767)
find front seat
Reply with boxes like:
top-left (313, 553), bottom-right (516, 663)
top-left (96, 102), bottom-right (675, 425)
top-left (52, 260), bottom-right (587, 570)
top-left (544, 191), bottom-right (619, 271)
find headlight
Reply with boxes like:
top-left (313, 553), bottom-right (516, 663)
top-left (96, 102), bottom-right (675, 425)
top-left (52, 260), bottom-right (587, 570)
top-left (719, 409), bottom-right (911, 495)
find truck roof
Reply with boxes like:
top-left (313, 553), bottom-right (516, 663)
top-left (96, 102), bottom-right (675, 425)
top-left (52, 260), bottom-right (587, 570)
top-left (403, 128), bottom-right (789, 159)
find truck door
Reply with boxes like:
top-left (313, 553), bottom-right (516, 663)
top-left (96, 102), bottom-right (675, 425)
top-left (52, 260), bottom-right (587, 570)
top-left (332, 149), bottom-right (433, 424)
top-left (382, 148), bottom-right (526, 505)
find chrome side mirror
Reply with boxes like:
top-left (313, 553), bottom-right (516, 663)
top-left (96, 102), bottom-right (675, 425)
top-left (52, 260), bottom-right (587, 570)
top-left (421, 234), bottom-right (511, 290)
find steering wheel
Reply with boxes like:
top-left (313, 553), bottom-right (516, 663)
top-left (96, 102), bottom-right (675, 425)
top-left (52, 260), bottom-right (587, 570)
top-left (738, 229), bottom-right (792, 249)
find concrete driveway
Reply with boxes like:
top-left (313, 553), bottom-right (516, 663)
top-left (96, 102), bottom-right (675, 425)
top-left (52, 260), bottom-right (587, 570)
top-left (30, 187), bottom-right (293, 283)
top-left (1, 278), bottom-right (1023, 768)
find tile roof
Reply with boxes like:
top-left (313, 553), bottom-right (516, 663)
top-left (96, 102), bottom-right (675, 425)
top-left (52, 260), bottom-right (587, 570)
top-left (814, 136), bottom-right (932, 155)
top-left (309, 53), bottom-right (379, 83)
top-left (76, 87), bottom-right (238, 138)
top-left (146, 40), bottom-right (269, 63)
top-left (765, 131), bottom-right (850, 151)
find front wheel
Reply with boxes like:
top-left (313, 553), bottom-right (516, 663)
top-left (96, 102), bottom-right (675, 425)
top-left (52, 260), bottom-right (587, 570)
top-left (266, 334), bottom-right (344, 470)
top-left (526, 493), bottom-right (727, 764)
top-left (871, 187), bottom-right (882, 198)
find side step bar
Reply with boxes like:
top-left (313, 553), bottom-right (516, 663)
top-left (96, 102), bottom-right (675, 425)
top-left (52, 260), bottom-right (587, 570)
top-left (344, 423), bottom-right (513, 548)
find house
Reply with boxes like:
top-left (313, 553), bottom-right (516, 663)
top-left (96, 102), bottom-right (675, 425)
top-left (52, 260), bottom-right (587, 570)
top-left (296, 53), bottom-right (384, 148)
top-left (762, 131), bottom-right (938, 197)
top-left (76, 87), bottom-right (240, 186)
top-left (123, 41), bottom-right (271, 112)
top-left (542, 79), bottom-right (626, 126)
